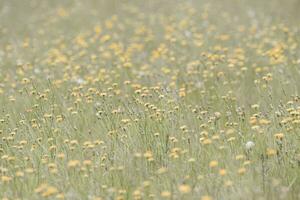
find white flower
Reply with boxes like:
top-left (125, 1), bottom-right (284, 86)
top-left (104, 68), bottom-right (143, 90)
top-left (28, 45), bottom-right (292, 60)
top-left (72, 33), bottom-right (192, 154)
top-left (245, 141), bottom-right (255, 150)
top-left (76, 78), bottom-right (85, 84)
top-left (34, 68), bottom-right (41, 74)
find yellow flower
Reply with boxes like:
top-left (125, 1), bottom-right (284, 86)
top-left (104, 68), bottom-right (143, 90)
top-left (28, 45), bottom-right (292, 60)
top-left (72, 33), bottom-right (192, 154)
top-left (83, 160), bottom-right (92, 166)
top-left (227, 137), bottom-right (236, 142)
top-left (224, 180), bottom-right (233, 187)
top-left (56, 193), bottom-right (65, 199)
top-left (57, 153), bottom-right (65, 159)
top-left (15, 171), bottom-right (24, 177)
top-left (156, 167), bottom-right (168, 174)
top-left (179, 88), bottom-right (186, 97)
top-left (238, 167), bottom-right (246, 175)
top-left (42, 186), bottom-right (58, 197)
top-left (274, 133), bottom-right (284, 140)
top-left (178, 184), bottom-right (191, 194)
top-left (209, 160), bottom-right (218, 168)
top-left (219, 169), bottom-right (227, 176)
top-left (67, 160), bottom-right (80, 168)
top-left (201, 195), bottom-right (213, 200)
top-left (1, 176), bottom-right (12, 183)
top-left (161, 191), bottom-right (171, 198)
top-left (235, 154), bottom-right (245, 160)
top-left (35, 183), bottom-right (48, 193)
top-left (202, 138), bottom-right (212, 145)
top-left (266, 148), bottom-right (277, 156)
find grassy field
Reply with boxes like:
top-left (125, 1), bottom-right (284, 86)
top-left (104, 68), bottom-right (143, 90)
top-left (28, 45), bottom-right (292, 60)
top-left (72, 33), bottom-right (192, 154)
top-left (0, 0), bottom-right (300, 199)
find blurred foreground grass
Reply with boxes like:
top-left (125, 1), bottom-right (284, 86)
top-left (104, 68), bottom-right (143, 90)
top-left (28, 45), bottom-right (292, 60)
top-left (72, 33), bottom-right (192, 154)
top-left (0, 0), bottom-right (300, 199)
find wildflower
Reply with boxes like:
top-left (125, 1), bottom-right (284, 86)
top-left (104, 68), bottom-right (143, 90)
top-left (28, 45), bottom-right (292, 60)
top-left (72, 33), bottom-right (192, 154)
top-left (42, 186), bottom-right (58, 197)
top-left (209, 160), bottom-right (218, 168)
top-left (224, 180), bottom-right (233, 187)
top-left (81, 159), bottom-right (91, 167)
top-left (243, 160), bottom-right (252, 166)
top-left (238, 167), bottom-right (246, 175)
top-left (133, 190), bottom-right (142, 199)
top-left (16, 171), bottom-right (24, 177)
top-left (57, 153), bottom-right (65, 159)
top-left (219, 169), bottom-right (227, 176)
top-left (56, 193), bottom-right (65, 199)
top-left (201, 195), bottom-right (213, 200)
top-left (178, 184), bottom-right (191, 194)
top-left (227, 137), bottom-right (236, 142)
top-left (67, 160), bottom-right (80, 168)
top-left (266, 148), bottom-right (277, 156)
top-left (179, 88), bottom-right (186, 97)
top-left (156, 167), bottom-right (168, 174)
top-left (35, 184), bottom-right (48, 193)
top-left (1, 176), bottom-right (12, 183)
top-left (214, 112), bottom-right (221, 119)
top-left (274, 133), bottom-right (284, 140)
top-left (245, 141), bottom-right (255, 150)
top-left (161, 191), bottom-right (171, 198)
top-left (202, 138), bottom-right (212, 145)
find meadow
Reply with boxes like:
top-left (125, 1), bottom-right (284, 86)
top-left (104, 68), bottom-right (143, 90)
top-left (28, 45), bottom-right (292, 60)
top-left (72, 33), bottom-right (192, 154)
top-left (0, 0), bottom-right (300, 199)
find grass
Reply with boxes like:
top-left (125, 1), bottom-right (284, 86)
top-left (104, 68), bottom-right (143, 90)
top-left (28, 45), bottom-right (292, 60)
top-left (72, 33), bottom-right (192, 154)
top-left (0, 0), bottom-right (300, 199)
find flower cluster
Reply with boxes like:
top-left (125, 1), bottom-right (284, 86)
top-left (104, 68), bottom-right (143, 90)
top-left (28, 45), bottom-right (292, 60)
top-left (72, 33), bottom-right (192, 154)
top-left (0, 0), bottom-right (299, 199)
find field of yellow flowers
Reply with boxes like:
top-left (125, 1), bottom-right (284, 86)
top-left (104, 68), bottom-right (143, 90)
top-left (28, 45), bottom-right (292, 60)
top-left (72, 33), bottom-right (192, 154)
top-left (0, 0), bottom-right (300, 199)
